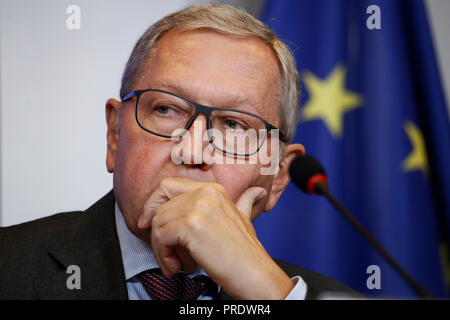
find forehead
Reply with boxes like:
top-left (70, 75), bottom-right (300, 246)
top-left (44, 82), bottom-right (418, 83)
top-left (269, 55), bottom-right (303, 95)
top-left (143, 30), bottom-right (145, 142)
top-left (136, 29), bottom-right (282, 124)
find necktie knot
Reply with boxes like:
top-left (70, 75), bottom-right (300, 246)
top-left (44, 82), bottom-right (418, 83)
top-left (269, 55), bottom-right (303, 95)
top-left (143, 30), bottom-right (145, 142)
top-left (138, 269), bottom-right (214, 300)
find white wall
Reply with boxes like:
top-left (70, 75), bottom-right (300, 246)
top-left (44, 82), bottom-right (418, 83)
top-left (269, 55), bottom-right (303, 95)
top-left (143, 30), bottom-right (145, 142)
top-left (425, 0), bottom-right (450, 120)
top-left (0, 0), bottom-right (448, 226)
top-left (0, 0), bottom-right (190, 226)
top-left (0, 0), bottom-right (262, 226)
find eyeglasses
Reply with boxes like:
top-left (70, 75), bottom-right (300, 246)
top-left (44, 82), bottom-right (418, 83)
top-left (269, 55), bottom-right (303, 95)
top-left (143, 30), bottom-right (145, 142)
top-left (122, 89), bottom-right (287, 156)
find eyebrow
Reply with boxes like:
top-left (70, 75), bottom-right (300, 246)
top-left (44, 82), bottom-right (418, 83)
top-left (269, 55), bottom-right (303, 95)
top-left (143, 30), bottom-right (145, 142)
top-left (155, 78), bottom-right (257, 111)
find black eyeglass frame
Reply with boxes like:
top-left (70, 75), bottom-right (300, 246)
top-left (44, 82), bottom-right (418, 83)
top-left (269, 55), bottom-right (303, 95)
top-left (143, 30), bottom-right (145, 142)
top-left (122, 89), bottom-right (288, 156)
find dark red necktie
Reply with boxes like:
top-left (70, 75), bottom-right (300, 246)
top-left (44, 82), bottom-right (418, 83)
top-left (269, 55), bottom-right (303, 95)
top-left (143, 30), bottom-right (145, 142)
top-left (138, 269), bottom-right (213, 300)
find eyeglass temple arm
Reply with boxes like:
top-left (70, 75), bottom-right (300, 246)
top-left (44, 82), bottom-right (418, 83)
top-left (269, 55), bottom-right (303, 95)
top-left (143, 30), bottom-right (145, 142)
top-left (279, 132), bottom-right (288, 143)
top-left (123, 91), bottom-right (138, 101)
top-left (267, 123), bottom-right (288, 143)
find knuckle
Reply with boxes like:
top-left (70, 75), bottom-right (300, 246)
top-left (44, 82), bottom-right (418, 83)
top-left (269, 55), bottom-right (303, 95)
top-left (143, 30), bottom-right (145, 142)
top-left (212, 183), bottom-right (226, 194)
top-left (194, 197), bottom-right (213, 209)
top-left (201, 183), bottom-right (226, 197)
top-left (152, 212), bottom-right (161, 226)
top-left (153, 227), bottom-right (164, 243)
top-left (160, 178), bottom-right (171, 190)
top-left (186, 213), bottom-right (204, 230)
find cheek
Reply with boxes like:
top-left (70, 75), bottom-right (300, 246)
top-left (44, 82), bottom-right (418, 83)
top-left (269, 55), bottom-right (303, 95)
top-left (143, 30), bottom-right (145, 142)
top-left (117, 109), bottom-right (175, 181)
top-left (113, 122), bottom-right (174, 223)
top-left (212, 163), bottom-right (267, 202)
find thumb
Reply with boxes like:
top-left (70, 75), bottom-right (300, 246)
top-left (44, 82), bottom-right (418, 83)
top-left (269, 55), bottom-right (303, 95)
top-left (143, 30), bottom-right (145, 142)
top-left (235, 186), bottom-right (267, 219)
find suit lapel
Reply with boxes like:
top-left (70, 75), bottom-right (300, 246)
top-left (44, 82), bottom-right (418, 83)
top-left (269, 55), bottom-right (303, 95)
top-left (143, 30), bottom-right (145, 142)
top-left (32, 190), bottom-right (318, 300)
top-left (33, 190), bottom-right (128, 299)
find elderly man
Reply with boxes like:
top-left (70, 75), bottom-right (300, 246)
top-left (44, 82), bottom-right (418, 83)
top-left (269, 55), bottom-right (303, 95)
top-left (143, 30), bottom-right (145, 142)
top-left (0, 5), bottom-right (359, 300)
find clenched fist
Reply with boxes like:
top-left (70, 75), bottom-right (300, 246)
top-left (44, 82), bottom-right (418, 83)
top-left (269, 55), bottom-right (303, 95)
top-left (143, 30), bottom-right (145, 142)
top-left (136, 178), bottom-right (294, 300)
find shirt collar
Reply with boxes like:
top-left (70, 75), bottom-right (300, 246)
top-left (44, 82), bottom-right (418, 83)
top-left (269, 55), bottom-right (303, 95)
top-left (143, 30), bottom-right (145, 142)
top-left (114, 202), bottom-right (209, 281)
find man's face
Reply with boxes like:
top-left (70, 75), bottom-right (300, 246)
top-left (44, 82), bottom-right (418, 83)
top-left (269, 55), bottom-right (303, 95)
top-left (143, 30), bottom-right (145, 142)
top-left (106, 29), bottom-right (297, 241)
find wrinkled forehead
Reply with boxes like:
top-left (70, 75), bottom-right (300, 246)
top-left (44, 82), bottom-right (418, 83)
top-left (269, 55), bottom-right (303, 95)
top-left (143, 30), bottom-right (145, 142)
top-left (136, 29), bottom-right (282, 125)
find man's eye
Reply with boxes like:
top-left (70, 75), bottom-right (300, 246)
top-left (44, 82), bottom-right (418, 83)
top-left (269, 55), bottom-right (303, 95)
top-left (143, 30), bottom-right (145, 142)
top-left (225, 119), bottom-right (245, 130)
top-left (155, 105), bottom-right (171, 114)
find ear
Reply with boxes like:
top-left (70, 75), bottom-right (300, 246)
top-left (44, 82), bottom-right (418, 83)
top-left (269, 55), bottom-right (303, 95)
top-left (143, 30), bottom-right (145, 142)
top-left (105, 98), bottom-right (121, 173)
top-left (264, 143), bottom-right (305, 211)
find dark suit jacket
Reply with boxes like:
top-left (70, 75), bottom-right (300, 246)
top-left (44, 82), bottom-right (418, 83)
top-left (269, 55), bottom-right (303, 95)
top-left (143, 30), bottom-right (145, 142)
top-left (0, 190), bottom-right (361, 300)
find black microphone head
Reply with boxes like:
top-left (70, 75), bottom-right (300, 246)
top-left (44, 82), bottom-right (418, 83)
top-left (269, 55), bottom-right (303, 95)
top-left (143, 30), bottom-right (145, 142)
top-left (289, 154), bottom-right (327, 194)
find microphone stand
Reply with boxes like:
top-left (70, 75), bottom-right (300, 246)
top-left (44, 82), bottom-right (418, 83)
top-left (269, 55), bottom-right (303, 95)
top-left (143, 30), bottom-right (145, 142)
top-left (314, 182), bottom-right (434, 299)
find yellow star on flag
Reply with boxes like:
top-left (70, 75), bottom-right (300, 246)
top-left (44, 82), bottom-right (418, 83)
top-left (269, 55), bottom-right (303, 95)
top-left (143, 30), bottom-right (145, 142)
top-left (402, 120), bottom-right (429, 176)
top-left (302, 64), bottom-right (363, 138)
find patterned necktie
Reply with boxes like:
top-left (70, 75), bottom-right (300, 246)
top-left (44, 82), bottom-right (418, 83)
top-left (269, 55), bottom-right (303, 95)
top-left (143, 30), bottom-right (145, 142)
top-left (138, 269), bottom-right (214, 300)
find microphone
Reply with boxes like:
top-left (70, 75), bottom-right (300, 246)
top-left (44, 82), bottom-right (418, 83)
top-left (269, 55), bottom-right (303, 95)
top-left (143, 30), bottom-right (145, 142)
top-left (289, 154), bottom-right (433, 299)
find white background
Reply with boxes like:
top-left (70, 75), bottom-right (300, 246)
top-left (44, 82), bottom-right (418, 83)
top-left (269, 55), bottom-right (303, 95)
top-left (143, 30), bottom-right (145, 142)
top-left (0, 0), bottom-right (449, 226)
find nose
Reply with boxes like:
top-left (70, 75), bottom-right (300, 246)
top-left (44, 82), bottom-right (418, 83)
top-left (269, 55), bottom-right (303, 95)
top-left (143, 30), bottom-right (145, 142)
top-left (176, 114), bottom-right (212, 166)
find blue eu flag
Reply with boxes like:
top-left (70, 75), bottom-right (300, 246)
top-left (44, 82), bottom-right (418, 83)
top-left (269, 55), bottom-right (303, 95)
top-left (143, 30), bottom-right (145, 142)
top-left (254, 0), bottom-right (450, 297)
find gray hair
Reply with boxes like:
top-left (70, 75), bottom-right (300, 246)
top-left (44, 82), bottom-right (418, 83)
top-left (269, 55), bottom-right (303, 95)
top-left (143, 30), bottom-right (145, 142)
top-left (119, 4), bottom-right (300, 143)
